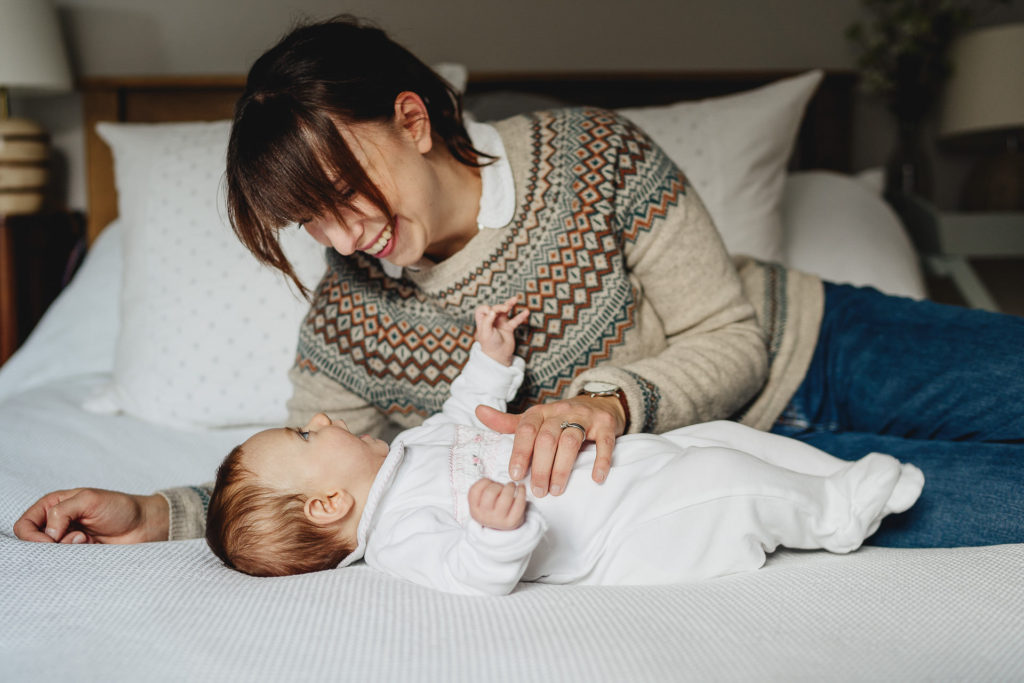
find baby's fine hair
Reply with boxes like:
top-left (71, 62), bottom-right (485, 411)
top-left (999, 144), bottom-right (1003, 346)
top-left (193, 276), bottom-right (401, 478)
top-left (206, 445), bottom-right (354, 577)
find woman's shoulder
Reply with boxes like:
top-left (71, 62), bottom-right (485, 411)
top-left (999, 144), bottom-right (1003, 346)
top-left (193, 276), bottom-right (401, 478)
top-left (489, 106), bottom-right (643, 135)
top-left (489, 106), bottom-right (662, 169)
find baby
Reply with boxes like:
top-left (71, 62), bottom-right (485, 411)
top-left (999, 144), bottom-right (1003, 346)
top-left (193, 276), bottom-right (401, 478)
top-left (207, 297), bottom-right (924, 596)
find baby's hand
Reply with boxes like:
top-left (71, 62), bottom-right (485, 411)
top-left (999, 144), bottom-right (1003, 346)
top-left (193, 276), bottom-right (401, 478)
top-left (474, 296), bottom-right (529, 366)
top-left (468, 478), bottom-right (527, 530)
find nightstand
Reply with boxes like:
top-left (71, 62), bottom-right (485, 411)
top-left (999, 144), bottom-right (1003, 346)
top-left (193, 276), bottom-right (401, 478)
top-left (0, 212), bottom-right (86, 364)
top-left (890, 193), bottom-right (1024, 312)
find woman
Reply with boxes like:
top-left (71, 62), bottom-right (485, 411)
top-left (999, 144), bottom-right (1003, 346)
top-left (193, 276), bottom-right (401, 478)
top-left (14, 16), bottom-right (1024, 549)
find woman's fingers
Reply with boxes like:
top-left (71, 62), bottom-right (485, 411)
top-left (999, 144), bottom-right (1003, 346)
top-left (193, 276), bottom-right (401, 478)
top-left (44, 490), bottom-right (100, 542)
top-left (13, 494), bottom-right (60, 543)
top-left (475, 404), bottom-right (521, 434)
top-left (549, 427), bottom-right (586, 495)
top-left (507, 412), bottom-right (542, 482)
top-left (525, 417), bottom-right (562, 497)
top-left (592, 431), bottom-right (615, 484)
top-left (13, 488), bottom-right (85, 543)
top-left (59, 530), bottom-right (89, 544)
top-left (481, 395), bottom-right (623, 494)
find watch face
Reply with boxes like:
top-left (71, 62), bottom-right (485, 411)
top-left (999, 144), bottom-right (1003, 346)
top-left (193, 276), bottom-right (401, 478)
top-left (583, 380), bottom-right (619, 395)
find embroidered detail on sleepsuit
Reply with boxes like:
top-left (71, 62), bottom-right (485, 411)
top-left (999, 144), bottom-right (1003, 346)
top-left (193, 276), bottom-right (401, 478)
top-left (450, 425), bottom-right (510, 525)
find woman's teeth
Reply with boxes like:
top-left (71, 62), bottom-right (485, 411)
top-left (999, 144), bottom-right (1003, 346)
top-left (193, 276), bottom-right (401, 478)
top-left (363, 225), bottom-right (394, 256)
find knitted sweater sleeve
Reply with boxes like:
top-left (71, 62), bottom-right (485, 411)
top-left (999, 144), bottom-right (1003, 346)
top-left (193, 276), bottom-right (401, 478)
top-left (567, 122), bottom-right (768, 433)
top-left (155, 483), bottom-right (213, 540)
top-left (285, 365), bottom-right (394, 435)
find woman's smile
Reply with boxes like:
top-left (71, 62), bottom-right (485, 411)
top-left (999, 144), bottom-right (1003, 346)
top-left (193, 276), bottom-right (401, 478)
top-left (362, 219), bottom-right (397, 258)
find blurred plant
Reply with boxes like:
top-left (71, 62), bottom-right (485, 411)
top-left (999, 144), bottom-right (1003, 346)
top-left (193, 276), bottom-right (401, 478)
top-left (847, 0), bottom-right (1012, 123)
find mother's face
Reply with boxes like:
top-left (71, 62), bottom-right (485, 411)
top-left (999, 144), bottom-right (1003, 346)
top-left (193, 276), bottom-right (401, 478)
top-left (300, 108), bottom-right (444, 268)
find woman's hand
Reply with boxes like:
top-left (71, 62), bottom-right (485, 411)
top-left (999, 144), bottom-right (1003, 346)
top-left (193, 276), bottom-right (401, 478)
top-left (13, 488), bottom-right (169, 545)
top-left (476, 394), bottom-right (626, 497)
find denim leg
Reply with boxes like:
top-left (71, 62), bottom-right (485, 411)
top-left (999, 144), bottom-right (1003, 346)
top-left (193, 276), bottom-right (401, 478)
top-left (775, 283), bottom-right (1024, 442)
top-left (784, 431), bottom-right (1024, 547)
top-left (771, 283), bottom-right (1024, 547)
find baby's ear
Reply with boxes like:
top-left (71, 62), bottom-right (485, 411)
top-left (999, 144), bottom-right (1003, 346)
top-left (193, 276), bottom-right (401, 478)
top-left (304, 490), bottom-right (354, 525)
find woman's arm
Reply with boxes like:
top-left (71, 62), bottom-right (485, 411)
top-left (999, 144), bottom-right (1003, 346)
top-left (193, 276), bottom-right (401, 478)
top-left (480, 113), bottom-right (767, 497)
top-left (570, 181), bottom-right (768, 431)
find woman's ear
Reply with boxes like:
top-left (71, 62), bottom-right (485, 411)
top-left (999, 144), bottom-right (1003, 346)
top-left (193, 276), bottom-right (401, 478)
top-left (393, 91), bottom-right (433, 154)
top-left (304, 490), bottom-right (354, 525)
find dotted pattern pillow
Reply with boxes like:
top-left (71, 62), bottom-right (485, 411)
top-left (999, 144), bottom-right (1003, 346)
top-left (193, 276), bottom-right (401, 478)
top-left (86, 121), bottom-right (326, 428)
top-left (618, 70), bottom-right (823, 263)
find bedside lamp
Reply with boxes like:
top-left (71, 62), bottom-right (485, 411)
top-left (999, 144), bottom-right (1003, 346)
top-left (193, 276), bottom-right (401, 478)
top-left (939, 23), bottom-right (1024, 211)
top-left (0, 0), bottom-right (73, 215)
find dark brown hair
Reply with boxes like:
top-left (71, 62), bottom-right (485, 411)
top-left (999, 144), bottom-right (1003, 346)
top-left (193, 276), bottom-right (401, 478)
top-left (226, 15), bottom-right (491, 295)
top-left (206, 444), bottom-right (355, 577)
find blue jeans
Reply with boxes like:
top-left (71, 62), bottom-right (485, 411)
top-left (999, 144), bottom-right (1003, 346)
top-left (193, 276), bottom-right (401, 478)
top-left (770, 282), bottom-right (1024, 548)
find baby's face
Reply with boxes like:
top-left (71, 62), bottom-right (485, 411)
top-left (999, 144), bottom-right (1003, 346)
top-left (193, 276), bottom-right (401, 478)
top-left (242, 413), bottom-right (389, 495)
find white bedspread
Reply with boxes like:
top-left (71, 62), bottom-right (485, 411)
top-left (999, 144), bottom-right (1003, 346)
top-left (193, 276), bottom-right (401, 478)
top-left (2, 377), bottom-right (1023, 681)
top-left (2, 172), bottom-right (1019, 681)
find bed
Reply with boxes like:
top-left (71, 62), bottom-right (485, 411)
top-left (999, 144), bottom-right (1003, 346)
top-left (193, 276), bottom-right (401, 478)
top-left (2, 70), bottom-right (1022, 681)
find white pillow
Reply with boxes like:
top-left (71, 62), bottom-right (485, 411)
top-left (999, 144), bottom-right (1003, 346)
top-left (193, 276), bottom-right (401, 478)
top-left (781, 170), bottom-right (926, 300)
top-left (86, 121), bottom-right (327, 429)
top-left (617, 70), bottom-right (822, 263)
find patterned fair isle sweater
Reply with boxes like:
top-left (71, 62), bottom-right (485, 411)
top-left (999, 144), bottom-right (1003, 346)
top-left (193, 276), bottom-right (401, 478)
top-left (160, 108), bottom-right (823, 540)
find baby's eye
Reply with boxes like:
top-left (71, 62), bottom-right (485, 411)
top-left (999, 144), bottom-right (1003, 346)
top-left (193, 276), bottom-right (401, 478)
top-left (298, 430), bottom-right (310, 441)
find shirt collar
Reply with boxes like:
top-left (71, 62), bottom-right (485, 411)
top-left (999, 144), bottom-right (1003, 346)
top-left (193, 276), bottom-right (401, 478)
top-left (334, 439), bottom-right (407, 568)
top-left (466, 118), bottom-right (515, 230)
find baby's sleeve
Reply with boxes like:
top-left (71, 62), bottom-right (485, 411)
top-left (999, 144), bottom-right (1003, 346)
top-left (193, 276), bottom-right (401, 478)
top-left (368, 505), bottom-right (547, 596)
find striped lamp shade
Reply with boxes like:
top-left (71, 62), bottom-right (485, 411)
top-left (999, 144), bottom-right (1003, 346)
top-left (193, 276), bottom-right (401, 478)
top-left (0, 0), bottom-right (73, 215)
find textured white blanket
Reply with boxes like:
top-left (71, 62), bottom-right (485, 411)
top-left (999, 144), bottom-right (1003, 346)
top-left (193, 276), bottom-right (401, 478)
top-left (2, 378), bottom-right (1023, 681)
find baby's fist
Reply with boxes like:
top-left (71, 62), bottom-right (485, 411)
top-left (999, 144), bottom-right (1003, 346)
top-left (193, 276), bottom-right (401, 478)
top-left (468, 478), bottom-right (527, 530)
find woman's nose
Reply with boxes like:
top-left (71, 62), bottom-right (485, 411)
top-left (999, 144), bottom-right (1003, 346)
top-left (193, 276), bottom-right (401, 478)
top-left (305, 219), bottom-right (360, 255)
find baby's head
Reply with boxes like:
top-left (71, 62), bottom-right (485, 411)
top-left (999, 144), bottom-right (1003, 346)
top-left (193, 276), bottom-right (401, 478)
top-left (206, 413), bottom-right (389, 577)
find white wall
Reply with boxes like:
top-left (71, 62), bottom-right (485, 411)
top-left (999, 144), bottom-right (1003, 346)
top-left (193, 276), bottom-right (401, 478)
top-left (12, 0), bottom-right (1024, 212)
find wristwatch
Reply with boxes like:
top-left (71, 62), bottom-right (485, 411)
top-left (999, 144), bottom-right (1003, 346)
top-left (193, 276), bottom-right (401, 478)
top-left (579, 381), bottom-right (631, 432)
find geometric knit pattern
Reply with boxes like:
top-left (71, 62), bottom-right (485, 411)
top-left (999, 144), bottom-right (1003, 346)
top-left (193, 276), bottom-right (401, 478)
top-left (295, 109), bottom-right (686, 421)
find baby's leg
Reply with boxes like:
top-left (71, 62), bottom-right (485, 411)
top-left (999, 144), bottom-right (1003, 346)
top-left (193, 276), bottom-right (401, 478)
top-left (663, 421), bottom-right (849, 476)
top-left (673, 445), bottom-right (924, 561)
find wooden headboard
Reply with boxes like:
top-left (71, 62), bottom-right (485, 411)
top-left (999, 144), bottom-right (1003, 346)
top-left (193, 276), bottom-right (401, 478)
top-left (81, 70), bottom-right (856, 244)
